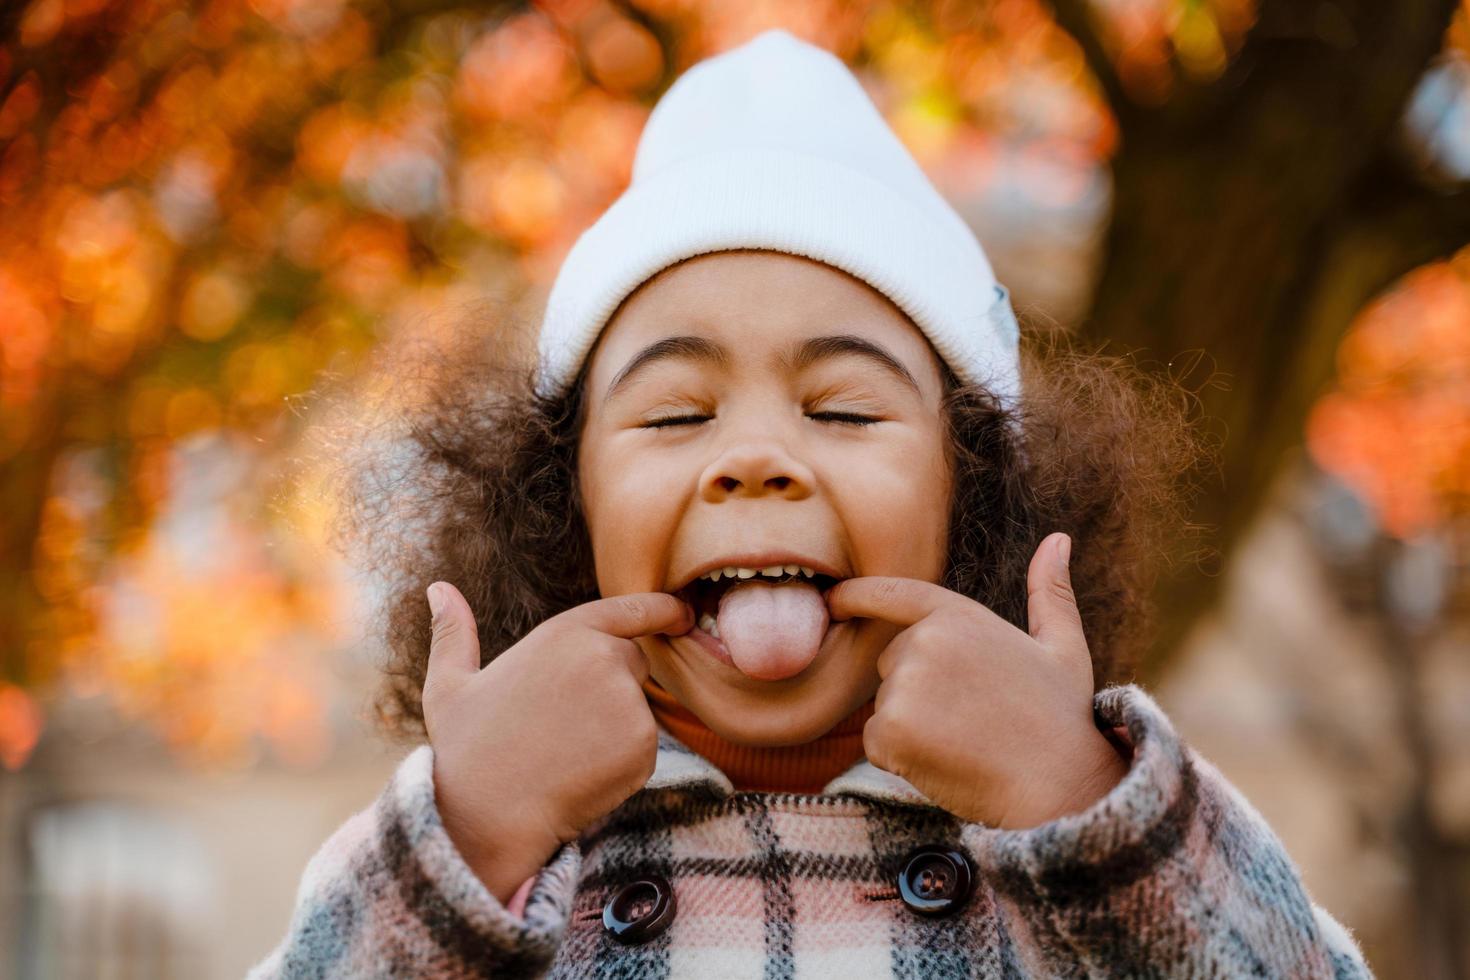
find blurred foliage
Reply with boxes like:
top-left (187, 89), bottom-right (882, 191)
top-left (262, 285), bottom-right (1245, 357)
top-left (1308, 256), bottom-right (1470, 539)
top-left (0, 0), bottom-right (1117, 770)
top-left (0, 0), bottom-right (1465, 771)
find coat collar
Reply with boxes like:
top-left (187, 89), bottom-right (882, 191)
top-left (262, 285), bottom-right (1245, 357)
top-left (641, 722), bottom-right (938, 808)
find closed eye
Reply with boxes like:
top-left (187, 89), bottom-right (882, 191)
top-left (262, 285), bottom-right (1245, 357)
top-left (640, 411), bottom-right (881, 429)
top-left (640, 414), bottom-right (711, 429)
top-left (810, 411), bottom-right (879, 426)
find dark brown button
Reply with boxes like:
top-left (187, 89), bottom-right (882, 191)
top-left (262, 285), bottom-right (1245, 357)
top-left (602, 875), bottom-right (677, 944)
top-left (897, 845), bottom-right (975, 917)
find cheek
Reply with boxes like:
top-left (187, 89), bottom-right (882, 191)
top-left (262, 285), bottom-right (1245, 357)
top-left (592, 457), bottom-right (675, 524)
top-left (838, 435), bottom-right (950, 578)
top-left (581, 438), bottom-right (631, 533)
top-left (582, 443), bottom-right (683, 589)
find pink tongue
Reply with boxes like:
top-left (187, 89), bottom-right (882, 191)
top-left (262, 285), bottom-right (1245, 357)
top-left (716, 580), bottom-right (829, 681)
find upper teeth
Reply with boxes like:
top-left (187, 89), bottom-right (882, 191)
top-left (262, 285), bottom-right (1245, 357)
top-left (700, 564), bottom-right (816, 582)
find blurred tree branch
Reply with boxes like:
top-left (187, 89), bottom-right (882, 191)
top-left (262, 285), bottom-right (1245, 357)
top-left (1054, 0), bottom-right (1467, 679)
top-left (1044, 0), bottom-right (1135, 126)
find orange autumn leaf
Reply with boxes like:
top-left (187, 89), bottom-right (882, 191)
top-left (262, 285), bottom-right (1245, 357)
top-left (0, 684), bottom-right (43, 771)
top-left (1307, 256), bottom-right (1470, 538)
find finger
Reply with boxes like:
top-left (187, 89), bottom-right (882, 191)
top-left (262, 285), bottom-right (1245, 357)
top-left (569, 591), bottom-right (694, 640)
top-left (875, 630), bottom-right (914, 681)
top-left (1026, 532), bottom-right (1086, 653)
top-left (424, 581), bottom-right (481, 699)
top-left (825, 576), bottom-right (963, 627)
top-left (619, 638), bottom-right (652, 687)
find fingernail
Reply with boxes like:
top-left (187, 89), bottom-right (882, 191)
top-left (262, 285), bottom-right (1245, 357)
top-left (1057, 533), bottom-right (1071, 567)
top-left (427, 583), bottom-right (445, 618)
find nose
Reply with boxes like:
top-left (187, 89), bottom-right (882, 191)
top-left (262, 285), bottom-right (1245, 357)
top-left (700, 441), bottom-right (815, 502)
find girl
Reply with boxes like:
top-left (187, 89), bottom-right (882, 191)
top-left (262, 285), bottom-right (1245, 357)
top-left (251, 29), bottom-right (1371, 979)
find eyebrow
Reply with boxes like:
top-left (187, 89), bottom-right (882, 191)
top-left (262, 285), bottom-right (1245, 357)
top-left (602, 332), bottom-right (921, 403)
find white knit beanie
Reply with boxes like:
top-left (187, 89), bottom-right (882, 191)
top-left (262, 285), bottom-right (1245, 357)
top-left (536, 28), bottom-right (1021, 409)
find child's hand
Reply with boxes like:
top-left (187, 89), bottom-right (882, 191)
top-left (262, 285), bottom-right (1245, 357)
top-left (825, 532), bottom-right (1128, 830)
top-left (421, 582), bottom-right (693, 899)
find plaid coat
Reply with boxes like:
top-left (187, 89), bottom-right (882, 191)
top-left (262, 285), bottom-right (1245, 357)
top-left (249, 683), bottom-right (1373, 978)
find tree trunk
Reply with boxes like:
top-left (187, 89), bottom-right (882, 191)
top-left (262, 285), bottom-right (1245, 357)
top-left (1056, 0), bottom-right (1467, 677)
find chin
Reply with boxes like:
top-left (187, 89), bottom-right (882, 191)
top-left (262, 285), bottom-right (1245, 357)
top-left (699, 704), bottom-right (842, 748)
top-left (676, 669), bottom-right (871, 748)
top-left (645, 626), bottom-right (880, 747)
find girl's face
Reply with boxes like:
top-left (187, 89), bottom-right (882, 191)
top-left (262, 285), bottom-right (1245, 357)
top-left (577, 249), bottom-right (952, 747)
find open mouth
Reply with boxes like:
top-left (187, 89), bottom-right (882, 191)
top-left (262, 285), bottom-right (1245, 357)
top-left (675, 566), bottom-right (842, 637)
top-left (667, 561), bottom-right (846, 681)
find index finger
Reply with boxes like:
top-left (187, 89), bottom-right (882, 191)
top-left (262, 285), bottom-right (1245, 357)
top-left (825, 577), bottom-right (967, 627)
top-left (566, 591), bottom-right (694, 639)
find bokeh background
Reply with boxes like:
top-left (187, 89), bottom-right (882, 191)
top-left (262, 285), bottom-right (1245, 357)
top-left (1, 0), bottom-right (1467, 977)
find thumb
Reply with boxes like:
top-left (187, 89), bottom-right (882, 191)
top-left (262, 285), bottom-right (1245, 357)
top-left (424, 581), bottom-right (481, 699)
top-left (1026, 533), bottom-right (1085, 653)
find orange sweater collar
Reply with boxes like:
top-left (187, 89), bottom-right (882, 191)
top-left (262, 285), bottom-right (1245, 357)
top-left (642, 679), bottom-right (876, 794)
